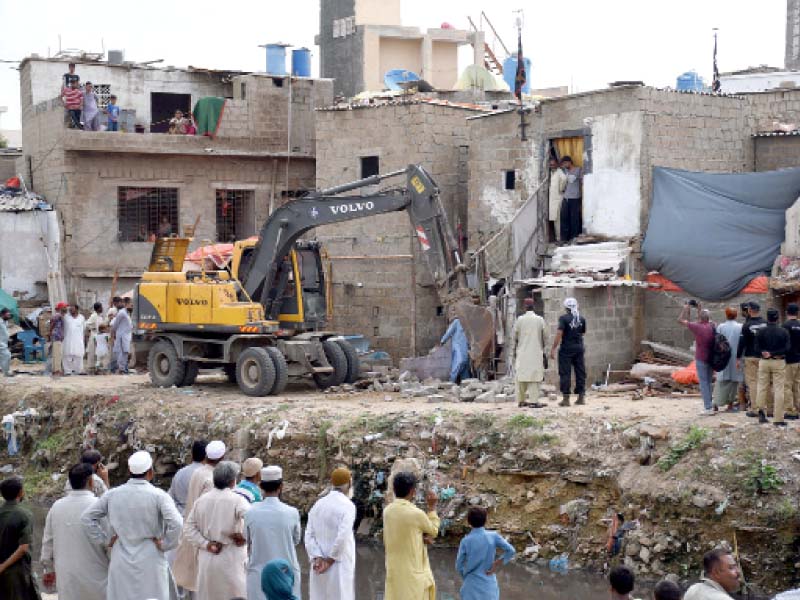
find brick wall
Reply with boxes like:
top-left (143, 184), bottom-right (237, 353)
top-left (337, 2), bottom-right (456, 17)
top-left (755, 136), bottom-right (800, 171)
top-left (538, 286), bottom-right (637, 385)
top-left (315, 102), bottom-right (480, 361)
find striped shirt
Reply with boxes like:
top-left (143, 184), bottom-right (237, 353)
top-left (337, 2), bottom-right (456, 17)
top-left (61, 87), bottom-right (82, 109)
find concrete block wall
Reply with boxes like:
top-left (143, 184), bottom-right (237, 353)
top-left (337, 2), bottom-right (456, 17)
top-left (755, 136), bottom-right (800, 171)
top-left (539, 286), bottom-right (636, 385)
top-left (315, 102), bottom-right (480, 361)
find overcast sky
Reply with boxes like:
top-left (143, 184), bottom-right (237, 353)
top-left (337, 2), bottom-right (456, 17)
top-left (0, 0), bottom-right (786, 131)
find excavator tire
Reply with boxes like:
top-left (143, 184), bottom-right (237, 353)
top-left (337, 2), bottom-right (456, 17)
top-left (335, 339), bottom-right (361, 384)
top-left (313, 340), bottom-right (348, 390)
top-left (180, 361), bottom-right (200, 387)
top-left (148, 340), bottom-right (186, 388)
top-left (236, 347), bottom-right (277, 397)
top-left (265, 347), bottom-right (289, 395)
top-left (223, 364), bottom-right (237, 384)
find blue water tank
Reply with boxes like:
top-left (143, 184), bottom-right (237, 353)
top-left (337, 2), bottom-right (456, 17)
top-left (266, 44), bottom-right (287, 76)
top-left (291, 48), bottom-right (311, 77)
top-left (676, 70), bottom-right (705, 92)
top-left (503, 56), bottom-right (532, 94)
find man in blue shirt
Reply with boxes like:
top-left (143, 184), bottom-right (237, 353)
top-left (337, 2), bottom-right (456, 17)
top-left (106, 95), bottom-right (120, 132)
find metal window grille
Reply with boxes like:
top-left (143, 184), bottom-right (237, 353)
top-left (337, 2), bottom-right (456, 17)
top-left (95, 84), bottom-right (111, 109)
top-left (117, 187), bottom-right (179, 242)
top-left (216, 189), bottom-right (255, 242)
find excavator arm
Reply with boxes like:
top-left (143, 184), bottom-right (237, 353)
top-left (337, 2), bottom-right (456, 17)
top-left (241, 164), bottom-right (464, 320)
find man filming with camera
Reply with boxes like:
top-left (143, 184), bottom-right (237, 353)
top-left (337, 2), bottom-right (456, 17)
top-left (678, 300), bottom-right (716, 415)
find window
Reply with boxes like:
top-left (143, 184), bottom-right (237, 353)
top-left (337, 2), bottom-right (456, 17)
top-left (504, 170), bottom-right (516, 190)
top-left (150, 92), bottom-right (191, 133)
top-left (94, 84), bottom-right (111, 109)
top-left (216, 189), bottom-right (255, 242)
top-left (118, 187), bottom-right (179, 242)
top-left (361, 156), bottom-right (380, 178)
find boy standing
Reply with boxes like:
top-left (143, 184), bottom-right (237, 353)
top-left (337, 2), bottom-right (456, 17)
top-left (62, 63), bottom-right (79, 88)
top-left (94, 325), bottom-right (111, 373)
top-left (105, 95), bottom-right (120, 132)
top-left (61, 81), bottom-right (83, 129)
top-left (82, 82), bottom-right (101, 132)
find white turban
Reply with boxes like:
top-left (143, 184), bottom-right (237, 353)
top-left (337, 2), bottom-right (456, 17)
top-left (564, 297), bottom-right (580, 327)
top-left (128, 450), bottom-right (153, 475)
top-left (206, 440), bottom-right (226, 460)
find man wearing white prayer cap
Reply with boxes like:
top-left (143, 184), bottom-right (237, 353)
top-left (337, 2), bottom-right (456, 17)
top-left (173, 440), bottom-right (227, 592)
top-left (82, 451), bottom-right (183, 600)
top-left (244, 465), bottom-right (302, 599)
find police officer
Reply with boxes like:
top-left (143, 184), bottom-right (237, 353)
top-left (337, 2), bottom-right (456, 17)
top-left (754, 308), bottom-right (790, 425)
top-left (737, 301), bottom-right (767, 416)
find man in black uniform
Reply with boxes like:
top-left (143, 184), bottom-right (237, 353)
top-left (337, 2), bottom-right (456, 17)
top-left (737, 302), bottom-right (767, 416)
top-left (549, 297), bottom-right (587, 407)
top-left (754, 308), bottom-right (790, 425)
top-left (782, 303), bottom-right (800, 421)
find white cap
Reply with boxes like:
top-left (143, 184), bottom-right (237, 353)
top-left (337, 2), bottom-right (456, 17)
top-left (128, 450), bottom-right (153, 475)
top-left (261, 465), bottom-right (283, 482)
top-left (206, 440), bottom-right (226, 460)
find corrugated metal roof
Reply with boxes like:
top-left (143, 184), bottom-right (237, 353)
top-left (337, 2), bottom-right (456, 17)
top-left (319, 95), bottom-right (495, 113)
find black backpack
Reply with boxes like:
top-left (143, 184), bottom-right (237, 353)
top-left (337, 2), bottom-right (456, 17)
top-left (710, 326), bottom-right (732, 372)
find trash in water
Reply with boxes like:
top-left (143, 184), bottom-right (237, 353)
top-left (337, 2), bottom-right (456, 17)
top-left (549, 554), bottom-right (569, 573)
top-left (439, 486), bottom-right (456, 501)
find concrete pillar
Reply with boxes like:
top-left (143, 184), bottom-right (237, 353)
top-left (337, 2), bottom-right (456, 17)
top-left (471, 31), bottom-right (485, 67)
top-left (422, 36), bottom-right (433, 82)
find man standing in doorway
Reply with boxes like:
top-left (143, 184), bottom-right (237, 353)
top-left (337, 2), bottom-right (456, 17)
top-left (678, 301), bottom-right (715, 415)
top-left (548, 157), bottom-right (567, 242)
top-left (782, 303), bottom-right (800, 421)
top-left (755, 308), bottom-right (790, 426)
top-left (0, 308), bottom-right (13, 378)
top-left (739, 301), bottom-right (767, 414)
top-left (510, 298), bottom-right (547, 407)
top-left (550, 297), bottom-right (587, 407)
top-left (560, 156), bottom-right (583, 242)
top-left (244, 466), bottom-right (302, 600)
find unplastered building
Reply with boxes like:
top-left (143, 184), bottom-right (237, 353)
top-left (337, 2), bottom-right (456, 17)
top-left (17, 56), bottom-right (332, 306)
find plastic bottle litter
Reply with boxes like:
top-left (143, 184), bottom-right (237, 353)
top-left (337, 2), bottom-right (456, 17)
top-left (548, 554), bottom-right (569, 573)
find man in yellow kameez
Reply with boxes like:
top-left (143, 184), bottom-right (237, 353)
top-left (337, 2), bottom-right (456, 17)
top-left (382, 472), bottom-right (440, 600)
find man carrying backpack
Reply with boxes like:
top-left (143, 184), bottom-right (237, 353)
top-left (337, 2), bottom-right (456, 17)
top-left (713, 307), bottom-right (742, 411)
top-left (678, 301), bottom-right (716, 415)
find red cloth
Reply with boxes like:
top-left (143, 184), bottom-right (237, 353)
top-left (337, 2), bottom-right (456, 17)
top-left (61, 87), bottom-right (82, 109)
top-left (686, 322), bottom-right (714, 362)
top-left (672, 361), bottom-right (699, 385)
top-left (4, 177), bottom-right (20, 188)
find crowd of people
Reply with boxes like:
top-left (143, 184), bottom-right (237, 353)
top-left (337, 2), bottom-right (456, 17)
top-left (0, 440), bottom-right (519, 600)
top-left (59, 63), bottom-right (196, 134)
top-left (680, 300), bottom-right (800, 424)
top-left (40, 296), bottom-right (132, 379)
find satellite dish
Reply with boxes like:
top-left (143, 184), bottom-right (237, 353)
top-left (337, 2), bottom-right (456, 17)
top-left (384, 69), bottom-right (421, 91)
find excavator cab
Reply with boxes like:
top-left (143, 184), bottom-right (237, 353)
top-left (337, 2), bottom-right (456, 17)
top-left (232, 240), bottom-right (328, 331)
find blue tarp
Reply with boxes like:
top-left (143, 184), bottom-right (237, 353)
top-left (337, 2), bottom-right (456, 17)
top-left (642, 167), bottom-right (800, 301)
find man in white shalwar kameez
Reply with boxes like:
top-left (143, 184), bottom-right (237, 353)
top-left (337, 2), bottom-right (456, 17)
top-left (305, 468), bottom-right (357, 600)
top-left (82, 450), bottom-right (183, 600)
top-left (510, 297), bottom-right (547, 406)
top-left (172, 440), bottom-right (226, 592)
top-left (245, 465), bottom-right (302, 600)
top-left (62, 305), bottom-right (86, 375)
top-left (182, 461), bottom-right (250, 600)
top-left (41, 463), bottom-right (109, 600)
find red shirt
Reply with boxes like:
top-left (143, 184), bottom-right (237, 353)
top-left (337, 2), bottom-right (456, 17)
top-left (62, 87), bottom-right (83, 109)
top-left (687, 321), bottom-right (714, 363)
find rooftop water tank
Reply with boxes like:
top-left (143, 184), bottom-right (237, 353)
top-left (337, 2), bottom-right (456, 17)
top-left (265, 44), bottom-right (288, 76)
top-left (502, 56), bottom-right (532, 94)
top-left (676, 70), bottom-right (705, 92)
top-left (108, 49), bottom-right (124, 65)
top-left (291, 48), bottom-right (311, 77)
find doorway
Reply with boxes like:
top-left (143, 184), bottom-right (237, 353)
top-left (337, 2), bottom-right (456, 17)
top-left (150, 92), bottom-right (191, 133)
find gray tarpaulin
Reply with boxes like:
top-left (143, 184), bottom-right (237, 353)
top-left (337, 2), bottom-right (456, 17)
top-left (642, 167), bottom-right (800, 301)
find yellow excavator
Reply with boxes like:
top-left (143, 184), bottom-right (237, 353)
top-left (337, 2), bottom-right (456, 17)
top-left (133, 164), bottom-right (465, 396)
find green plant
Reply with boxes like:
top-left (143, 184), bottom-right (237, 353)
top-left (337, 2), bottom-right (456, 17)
top-left (657, 426), bottom-right (709, 472)
top-left (745, 460), bottom-right (784, 494)
top-left (465, 413), bottom-right (495, 431)
top-left (776, 498), bottom-right (797, 520)
top-left (35, 432), bottom-right (67, 453)
top-left (508, 415), bottom-right (546, 430)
